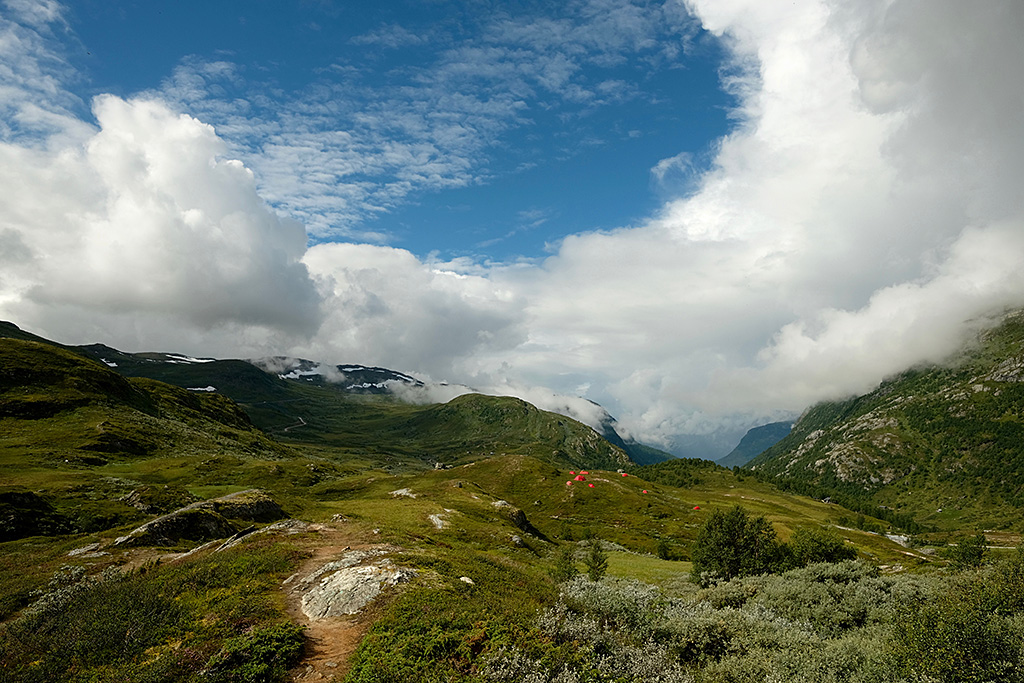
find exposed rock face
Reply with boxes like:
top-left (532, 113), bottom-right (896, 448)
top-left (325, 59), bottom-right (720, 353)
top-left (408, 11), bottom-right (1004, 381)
top-left (114, 507), bottom-right (237, 546)
top-left (205, 489), bottom-right (285, 522)
top-left (292, 549), bottom-right (416, 620)
top-left (113, 489), bottom-right (286, 546)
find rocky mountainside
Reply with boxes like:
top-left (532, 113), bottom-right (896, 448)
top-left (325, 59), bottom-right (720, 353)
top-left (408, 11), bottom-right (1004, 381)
top-left (747, 309), bottom-right (1024, 531)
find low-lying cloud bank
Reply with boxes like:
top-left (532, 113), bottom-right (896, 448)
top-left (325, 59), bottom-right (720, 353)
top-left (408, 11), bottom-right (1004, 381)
top-left (2, 0), bottom-right (1024, 453)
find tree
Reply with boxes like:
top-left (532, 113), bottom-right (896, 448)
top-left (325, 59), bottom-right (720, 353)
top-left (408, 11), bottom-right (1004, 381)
top-left (690, 505), bottom-right (784, 586)
top-left (552, 544), bottom-right (579, 583)
top-left (948, 533), bottom-right (989, 568)
top-left (585, 540), bottom-right (608, 581)
top-left (790, 526), bottom-right (857, 566)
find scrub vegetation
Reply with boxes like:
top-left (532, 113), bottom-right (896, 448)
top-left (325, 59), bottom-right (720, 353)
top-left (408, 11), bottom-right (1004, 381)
top-left (2, 320), bottom-right (1024, 681)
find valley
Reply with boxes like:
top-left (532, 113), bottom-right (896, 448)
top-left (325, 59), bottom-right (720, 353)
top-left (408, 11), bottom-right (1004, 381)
top-left (2, 319), bottom-right (1024, 682)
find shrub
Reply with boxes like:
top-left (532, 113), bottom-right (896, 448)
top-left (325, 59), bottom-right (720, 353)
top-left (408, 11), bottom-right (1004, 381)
top-left (889, 557), bottom-right (1024, 683)
top-left (203, 622), bottom-right (306, 683)
top-left (790, 526), bottom-right (857, 566)
top-left (551, 545), bottom-right (579, 583)
top-left (690, 506), bottom-right (785, 586)
top-left (945, 533), bottom-right (988, 568)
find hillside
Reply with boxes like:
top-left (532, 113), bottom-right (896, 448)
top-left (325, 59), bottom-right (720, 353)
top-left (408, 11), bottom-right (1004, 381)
top-left (0, 337), bottom-right (290, 540)
top-left (1, 321), bottom-right (1011, 683)
top-left (747, 309), bottom-right (1024, 531)
top-left (718, 421), bottom-right (793, 468)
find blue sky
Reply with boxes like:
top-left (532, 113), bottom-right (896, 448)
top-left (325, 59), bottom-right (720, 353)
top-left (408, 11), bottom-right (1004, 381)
top-left (60, 0), bottom-right (734, 259)
top-left (3, 0), bottom-right (1024, 456)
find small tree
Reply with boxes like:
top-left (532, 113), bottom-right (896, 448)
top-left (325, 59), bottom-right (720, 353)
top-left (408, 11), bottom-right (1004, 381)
top-left (552, 544), bottom-right (579, 583)
top-left (585, 540), bottom-right (608, 581)
top-left (690, 505), bottom-right (784, 586)
top-left (948, 533), bottom-right (989, 568)
top-left (790, 526), bottom-right (857, 566)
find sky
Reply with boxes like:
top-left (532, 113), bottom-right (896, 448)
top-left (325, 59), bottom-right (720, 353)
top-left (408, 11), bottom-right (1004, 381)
top-left (2, 0), bottom-right (1024, 456)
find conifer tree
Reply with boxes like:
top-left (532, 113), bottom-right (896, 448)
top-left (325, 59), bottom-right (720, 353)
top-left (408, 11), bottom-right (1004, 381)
top-left (585, 539), bottom-right (608, 581)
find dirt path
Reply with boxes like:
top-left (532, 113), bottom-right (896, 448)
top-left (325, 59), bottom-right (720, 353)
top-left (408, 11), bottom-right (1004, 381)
top-left (284, 525), bottom-right (390, 682)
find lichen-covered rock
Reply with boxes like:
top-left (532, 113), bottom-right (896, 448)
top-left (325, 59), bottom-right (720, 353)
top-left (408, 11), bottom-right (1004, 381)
top-left (113, 489), bottom-right (286, 546)
top-left (114, 507), bottom-right (237, 546)
top-left (300, 559), bottom-right (415, 619)
top-left (203, 489), bottom-right (285, 522)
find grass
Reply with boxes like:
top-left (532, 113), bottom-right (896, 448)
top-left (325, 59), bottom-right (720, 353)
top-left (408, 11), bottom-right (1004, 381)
top-left (3, 328), bottom-right (1013, 681)
top-left (605, 550), bottom-right (693, 585)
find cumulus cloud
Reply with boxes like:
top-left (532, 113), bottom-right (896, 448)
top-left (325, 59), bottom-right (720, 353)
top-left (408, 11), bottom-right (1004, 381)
top-left (3, 0), bottom-right (1024, 459)
top-left (296, 243), bottom-right (527, 378)
top-left (488, 0), bottom-right (1024, 445)
top-left (0, 94), bottom-right (322, 350)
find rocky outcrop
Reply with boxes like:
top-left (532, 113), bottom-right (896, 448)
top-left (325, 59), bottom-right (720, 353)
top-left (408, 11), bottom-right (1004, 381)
top-left (288, 549), bottom-right (416, 620)
top-left (113, 489), bottom-right (286, 547)
top-left (203, 489), bottom-right (285, 522)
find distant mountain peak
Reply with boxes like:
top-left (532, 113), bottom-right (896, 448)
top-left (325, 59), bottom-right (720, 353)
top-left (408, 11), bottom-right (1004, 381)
top-left (248, 356), bottom-right (424, 394)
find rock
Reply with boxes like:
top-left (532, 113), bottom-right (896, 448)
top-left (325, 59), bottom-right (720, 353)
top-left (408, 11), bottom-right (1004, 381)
top-left (119, 485), bottom-right (198, 514)
top-left (299, 556), bottom-right (416, 619)
top-left (203, 489), bottom-right (285, 522)
top-left (113, 489), bottom-right (287, 547)
top-left (459, 576), bottom-right (474, 585)
top-left (510, 535), bottom-right (524, 547)
top-left (114, 507), bottom-right (237, 547)
top-left (67, 543), bottom-right (101, 556)
top-left (216, 519), bottom-right (309, 552)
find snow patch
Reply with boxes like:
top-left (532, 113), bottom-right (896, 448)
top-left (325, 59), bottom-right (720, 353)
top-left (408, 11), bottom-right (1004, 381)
top-left (165, 354), bottom-right (216, 364)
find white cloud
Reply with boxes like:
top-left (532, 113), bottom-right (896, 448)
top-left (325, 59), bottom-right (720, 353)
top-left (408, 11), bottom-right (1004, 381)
top-left (489, 0), bottom-right (1024, 444)
top-left (3, 0), bottom-right (1024, 459)
top-left (0, 95), bottom-right (321, 350)
top-left (297, 242), bottom-right (526, 376)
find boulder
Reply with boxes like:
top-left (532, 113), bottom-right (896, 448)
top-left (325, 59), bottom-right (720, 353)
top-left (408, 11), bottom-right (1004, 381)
top-left (114, 507), bottom-right (237, 547)
top-left (113, 489), bottom-right (286, 547)
top-left (203, 489), bottom-right (285, 522)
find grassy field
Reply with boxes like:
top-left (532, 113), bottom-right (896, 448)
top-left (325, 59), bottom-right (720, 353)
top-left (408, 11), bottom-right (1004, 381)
top-left (2, 331), bottom-right (1017, 681)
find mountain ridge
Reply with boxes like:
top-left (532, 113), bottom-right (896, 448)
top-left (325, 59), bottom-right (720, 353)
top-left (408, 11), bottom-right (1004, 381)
top-left (746, 309), bottom-right (1024, 531)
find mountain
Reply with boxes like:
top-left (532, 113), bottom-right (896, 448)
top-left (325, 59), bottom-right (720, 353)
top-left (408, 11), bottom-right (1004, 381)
top-left (1, 323), bottom-right (633, 471)
top-left (0, 320), bottom-right (950, 682)
top-left (746, 309), bottom-right (1024, 532)
top-left (70, 336), bottom-right (663, 466)
top-left (249, 356), bottom-right (425, 394)
top-left (718, 421), bottom-right (793, 468)
top-left (0, 336), bottom-right (288, 540)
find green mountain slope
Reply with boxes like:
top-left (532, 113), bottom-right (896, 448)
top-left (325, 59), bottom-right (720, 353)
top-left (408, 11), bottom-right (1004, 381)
top-left (747, 310), bottom-right (1024, 531)
top-left (0, 322), bottom-right (957, 683)
top-left (0, 337), bottom-right (291, 539)
top-left (718, 421), bottom-right (793, 468)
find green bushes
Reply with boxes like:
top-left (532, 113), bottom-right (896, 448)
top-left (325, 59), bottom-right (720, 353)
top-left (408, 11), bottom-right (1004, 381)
top-left (889, 548), bottom-right (1024, 682)
top-left (204, 622), bottom-right (306, 683)
top-left (690, 505), bottom-right (786, 585)
top-left (0, 542), bottom-right (304, 683)
top-left (585, 540), bottom-right (609, 582)
top-left (790, 526), bottom-right (858, 566)
top-left (690, 506), bottom-right (858, 587)
top-left (482, 572), bottom-right (898, 683)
